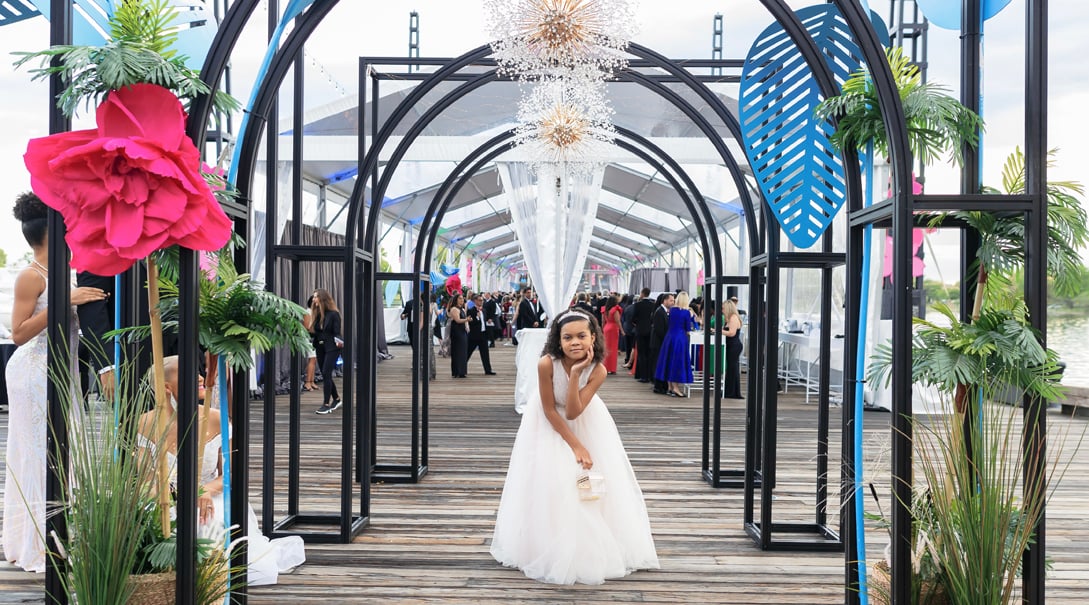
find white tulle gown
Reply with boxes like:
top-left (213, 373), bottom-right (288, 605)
top-left (490, 356), bottom-right (659, 585)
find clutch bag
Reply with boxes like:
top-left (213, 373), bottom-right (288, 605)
top-left (576, 470), bottom-right (607, 501)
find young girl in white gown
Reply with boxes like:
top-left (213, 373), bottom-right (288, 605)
top-left (491, 309), bottom-right (659, 585)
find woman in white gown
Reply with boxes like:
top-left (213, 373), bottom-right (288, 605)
top-left (3, 192), bottom-right (106, 572)
top-left (491, 309), bottom-right (659, 585)
top-left (137, 355), bottom-right (305, 585)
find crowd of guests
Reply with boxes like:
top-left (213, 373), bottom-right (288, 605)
top-left (423, 287), bottom-right (546, 379)
top-left (415, 284), bottom-right (745, 400)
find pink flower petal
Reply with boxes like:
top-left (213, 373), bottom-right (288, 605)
top-left (97, 84), bottom-right (186, 150)
top-left (23, 84), bottom-right (232, 276)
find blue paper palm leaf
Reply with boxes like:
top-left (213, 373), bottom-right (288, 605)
top-left (739, 4), bottom-right (887, 249)
top-left (0, 1), bottom-right (44, 27)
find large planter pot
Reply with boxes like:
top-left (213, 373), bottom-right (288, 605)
top-left (127, 571), bottom-right (176, 605)
top-left (869, 560), bottom-right (949, 605)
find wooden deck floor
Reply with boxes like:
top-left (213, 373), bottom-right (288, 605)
top-left (2, 343), bottom-right (1088, 603)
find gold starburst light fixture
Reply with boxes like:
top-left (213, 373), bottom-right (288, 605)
top-left (485, 0), bottom-right (638, 77)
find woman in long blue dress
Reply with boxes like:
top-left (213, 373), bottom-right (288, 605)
top-left (654, 291), bottom-right (695, 397)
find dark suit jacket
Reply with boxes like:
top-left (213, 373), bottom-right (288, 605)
top-left (516, 298), bottom-right (544, 330)
top-left (467, 306), bottom-right (488, 340)
top-left (76, 271), bottom-right (115, 372)
top-left (631, 298), bottom-right (656, 338)
top-left (650, 306), bottom-right (670, 350)
top-left (483, 298), bottom-right (500, 326)
top-left (574, 300), bottom-right (601, 319)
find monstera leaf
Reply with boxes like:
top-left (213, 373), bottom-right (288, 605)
top-left (739, 5), bottom-right (888, 249)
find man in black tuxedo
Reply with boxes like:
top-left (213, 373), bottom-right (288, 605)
top-left (649, 292), bottom-right (675, 394)
top-left (466, 294), bottom-right (496, 374)
top-left (516, 287), bottom-right (545, 331)
top-left (76, 271), bottom-right (115, 399)
top-left (630, 287), bottom-right (656, 382)
top-left (482, 291), bottom-right (500, 347)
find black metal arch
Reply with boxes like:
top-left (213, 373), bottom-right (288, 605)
top-left (170, 3), bottom-right (1049, 605)
top-left (733, 0), bottom-right (860, 557)
top-left (339, 50), bottom-right (759, 487)
top-left (352, 47), bottom-right (759, 273)
top-left (389, 122), bottom-right (728, 486)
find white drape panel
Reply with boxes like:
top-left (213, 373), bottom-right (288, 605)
top-left (499, 162), bottom-right (604, 322)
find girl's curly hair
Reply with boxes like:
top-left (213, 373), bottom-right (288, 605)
top-left (13, 191), bottom-right (48, 246)
top-left (541, 309), bottom-right (606, 363)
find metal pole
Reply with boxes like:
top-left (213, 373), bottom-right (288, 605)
top-left (176, 250), bottom-right (200, 605)
top-left (44, 6), bottom-right (72, 604)
top-left (1022, 0), bottom-right (1049, 601)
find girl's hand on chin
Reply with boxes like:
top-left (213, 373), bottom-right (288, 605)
top-left (573, 349), bottom-right (593, 370)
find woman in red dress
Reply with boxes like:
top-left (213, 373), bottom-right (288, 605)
top-left (602, 293), bottom-right (622, 374)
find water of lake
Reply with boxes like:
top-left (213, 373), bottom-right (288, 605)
top-left (1049, 316), bottom-right (1089, 388)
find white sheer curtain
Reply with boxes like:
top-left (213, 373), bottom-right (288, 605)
top-left (499, 161), bottom-right (604, 322)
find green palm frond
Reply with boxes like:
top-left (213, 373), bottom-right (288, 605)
top-left (957, 148), bottom-right (1089, 297)
top-left (110, 248), bottom-right (310, 372)
top-left (866, 301), bottom-right (1064, 401)
top-left (814, 47), bottom-right (983, 166)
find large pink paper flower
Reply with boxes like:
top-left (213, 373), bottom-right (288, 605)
top-left (24, 83), bottom-right (233, 276)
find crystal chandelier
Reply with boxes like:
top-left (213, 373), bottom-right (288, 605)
top-left (515, 73), bottom-right (615, 171)
top-left (484, 0), bottom-right (639, 77)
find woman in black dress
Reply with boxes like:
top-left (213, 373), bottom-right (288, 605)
top-left (447, 293), bottom-right (469, 378)
top-left (720, 299), bottom-right (744, 399)
top-left (312, 288), bottom-right (343, 414)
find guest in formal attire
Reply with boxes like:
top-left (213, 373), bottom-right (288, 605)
top-left (136, 355), bottom-right (306, 585)
top-left (482, 291), bottom-right (500, 347)
top-left (467, 294), bottom-right (497, 375)
top-left (719, 299), bottom-right (745, 399)
top-left (76, 270), bottom-right (115, 398)
top-left (620, 293), bottom-right (636, 368)
top-left (649, 293), bottom-right (674, 394)
top-left (447, 293), bottom-right (469, 378)
top-left (4, 192), bottom-right (106, 572)
top-left (601, 293), bottom-right (622, 374)
top-left (300, 293), bottom-right (318, 391)
top-left (573, 292), bottom-right (596, 318)
top-left (655, 291), bottom-right (695, 397)
top-left (630, 288), bottom-right (655, 383)
top-left (490, 309), bottom-right (658, 584)
top-left (516, 288), bottom-right (545, 331)
top-left (312, 289), bottom-right (343, 414)
top-left (400, 296), bottom-right (417, 349)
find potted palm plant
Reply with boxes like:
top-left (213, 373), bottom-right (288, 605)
top-left (819, 45), bottom-right (1087, 604)
top-left (866, 151), bottom-right (1086, 602)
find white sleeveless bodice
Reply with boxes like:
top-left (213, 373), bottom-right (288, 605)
top-left (550, 357), bottom-right (594, 411)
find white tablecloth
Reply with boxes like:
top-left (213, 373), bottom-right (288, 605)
top-left (514, 328), bottom-right (549, 414)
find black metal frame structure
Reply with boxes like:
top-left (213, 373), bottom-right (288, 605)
top-left (38, 1), bottom-right (1053, 603)
top-left (739, 2), bottom-right (856, 554)
top-left (356, 50), bottom-right (763, 489)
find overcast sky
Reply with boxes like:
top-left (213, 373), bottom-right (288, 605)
top-left (0, 0), bottom-right (1085, 274)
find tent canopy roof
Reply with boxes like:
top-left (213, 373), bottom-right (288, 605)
top-left (270, 70), bottom-right (752, 271)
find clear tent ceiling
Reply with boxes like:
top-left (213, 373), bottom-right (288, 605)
top-left (269, 63), bottom-right (753, 272)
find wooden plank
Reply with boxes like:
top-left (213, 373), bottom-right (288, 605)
top-left (1, 343), bottom-right (1087, 603)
